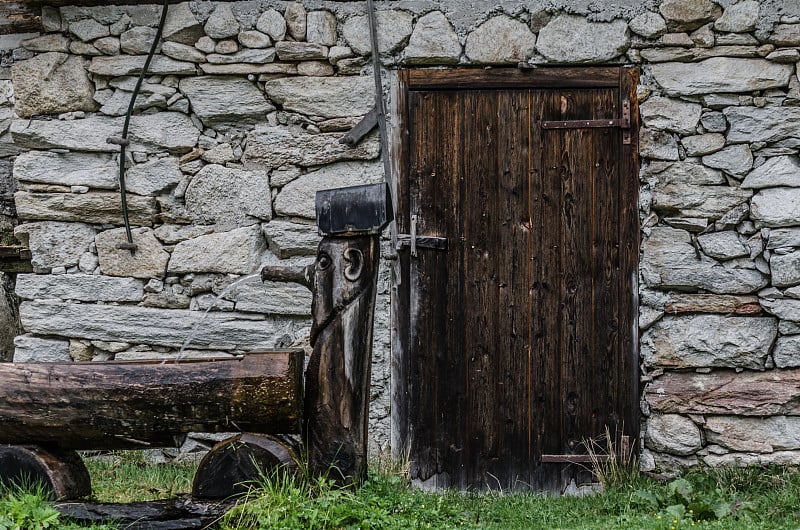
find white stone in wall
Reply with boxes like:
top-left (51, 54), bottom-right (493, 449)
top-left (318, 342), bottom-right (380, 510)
top-left (702, 144), bottom-right (753, 177)
top-left (714, 0), bottom-right (759, 33)
top-left (343, 10), bottom-right (413, 56)
top-left (153, 224), bottom-right (213, 245)
top-left (94, 36), bottom-right (120, 55)
top-left (652, 182), bottom-right (751, 220)
top-left (13, 335), bottom-right (71, 362)
top-left (306, 11), bottom-right (337, 46)
top-left (15, 191), bottom-right (156, 226)
top-left (645, 160), bottom-right (726, 186)
top-left (297, 61), bottom-right (334, 76)
top-left (243, 126), bottom-right (379, 169)
top-left (697, 231), bottom-right (749, 260)
top-left (761, 298), bottom-right (800, 322)
top-left (162, 2), bottom-right (204, 45)
top-left (774, 335), bottom-right (800, 368)
top-left (725, 106), bottom-right (800, 144)
top-left (681, 133), bottom-right (725, 156)
top-left (204, 4), bottom-right (239, 40)
top-left (464, 15), bottom-right (535, 65)
top-left (646, 414), bottom-right (702, 456)
top-left (641, 314), bottom-right (777, 369)
top-left (284, 2), bottom-right (307, 41)
top-left (89, 55), bottom-right (196, 77)
top-left (640, 96), bottom-right (701, 135)
top-left (639, 128), bottom-right (679, 161)
top-left (263, 219), bottom-right (320, 258)
top-left (161, 41), bottom-right (206, 63)
top-left (206, 48), bottom-right (276, 64)
top-left (703, 451), bottom-right (800, 467)
top-left (705, 416), bottom-right (800, 453)
top-left (14, 221), bottom-right (96, 273)
top-left (10, 112), bottom-right (200, 153)
top-left (659, 0), bottom-right (721, 32)
top-left (69, 18), bottom-right (110, 41)
top-left (238, 30), bottom-right (271, 49)
top-left (179, 76), bottom-right (274, 125)
top-left (199, 63), bottom-right (296, 75)
top-left (21, 34), bottom-right (71, 53)
top-left (628, 11), bottom-right (667, 38)
top-left (264, 76), bottom-right (373, 119)
top-left (651, 58), bottom-right (792, 96)
top-left (11, 53), bottom-right (97, 118)
top-left (96, 227), bottom-right (169, 279)
top-left (768, 228), bottom-right (800, 249)
top-left (256, 8), bottom-right (287, 42)
top-left (120, 26), bottom-right (158, 55)
top-left (751, 188), bottom-right (800, 227)
top-left (16, 273), bottom-right (144, 302)
top-left (19, 300), bottom-right (303, 351)
top-left (126, 157), bottom-right (183, 196)
top-left (201, 143), bottom-right (235, 164)
top-left (768, 24), bottom-right (800, 46)
top-left (98, 90), bottom-right (167, 117)
top-left (742, 156), bottom-right (800, 189)
top-left (185, 164), bottom-right (271, 227)
top-left (403, 11), bottom-right (461, 65)
top-left (225, 280), bottom-right (311, 315)
top-left (274, 42), bottom-right (327, 61)
top-left (771, 251), bottom-right (800, 288)
top-left (168, 225), bottom-right (267, 275)
top-left (13, 151), bottom-right (117, 189)
top-left (274, 160), bottom-right (382, 219)
top-left (536, 15), bottom-right (628, 64)
top-left (641, 227), bottom-right (767, 294)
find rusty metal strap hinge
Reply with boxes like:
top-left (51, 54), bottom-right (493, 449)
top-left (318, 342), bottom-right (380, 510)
top-left (541, 99), bottom-right (632, 144)
top-left (397, 215), bottom-right (448, 257)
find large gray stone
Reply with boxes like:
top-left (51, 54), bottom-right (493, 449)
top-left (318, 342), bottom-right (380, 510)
top-left (629, 11), bottom-right (667, 38)
top-left (641, 314), bottom-right (777, 369)
top-left (403, 11), bottom-right (461, 65)
top-left (162, 2), bottom-right (204, 45)
top-left (652, 58), bottom-right (792, 96)
top-left (168, 225), bottom-right (267, 275)
top-left (714, 0), bottom-right (759, 33)
top-left (274, 42), bottom-right (327, 61)
top-left (263, 219), bottom-right (320, 258)
top-left (705, 416), bottom-right (800, 453)
top-left (640, 96), bottom-right (701, 135)
top-left (264, 76), bottom-right (373, 119)
top-left (243, 126), bottom-right (379, 169)
top-left (645, 160), bottom-right (726, 186)
top-left (255, 8), bottom-right (287, 41)
top-left (96, 227), bottom-right (169, 279)
top-left (343, 10), bottom-right (413, 56)
top-left (98, 89), bottom-right (167, 117)
top-left (274, 161), bottom-right (382, 219)
top-left (774, 336), bottom-right (800, 368)
top-left (639, 128), bottom-right (679, 161)
top-left (12, 53), bottom-right (96, 118)
top-left (659, 0), bottom-right (721, 32)
top-left (743, 156), bottom-right (800, 189)
top-left (768, 228), bottom-right (800, 249)
top-left (284, 2), bottom-right (307, 41)
top-left (88, 55), bottom-right (196, 77)
top-left (13, 334), bottom-right (70, 362)
top-left (206, 48), bottom-right (276, 64)
top-left (641, 227), bottom-right (768, 294)
top-left (21, 34), bottom-right (71, 53)
top-left (180, 76), bottom-right (274, 125)
top-left (126, 157), bottom-right (183, 196)
top-left (306, 10), bottom-right (337, 46)
top-left (224, 280), bottom-right (311, 315)
top-left (237, 30), bottom-right (272, 49)
top-left (646, 414), bottom-right (702, 456)
top-left (702, 144), bottom-right (753, 177)
top-left (13, 151), bottom-right (117, 189)
top-left (681, 134), bottom-right (725, 157)
top-left (769, 24), bottom-right (800, 46)
top-left (698, 231), bottom-right (749, 260)
top-left (69, 18), bottom-right (110, 41)
top-left (761, 298), bottom-right (800, 322)
top-left (184, 164), bottom-right (271, 227)
top-left (153, 224), bottom-right (214, 244)
top-left (19, 300), bottom-right (303, 350)
top-left (464, 15), bottom-right (535, 64)
top-left (14, 221), bottom-right (96, 273)
top-left (751, 188), bottom-right (800, 227)
top-left (725, 107), bottom-right (800, 144)
top-left (651, 182), bottom-right (751, 220)
top-left (161, 41), bottom-right (206, 63)
top-left (771, 252), bottom-right (800, 288)
top-left (16, 273), bottom-right (143, 302)
top-left (536, 15), bottom-right (628, 64)
top-left (11, 113), bottom-right (200, 153)
top-left (15, 191), bottom-right (156, 226)
top-left (204, 4), bottom-right (239, 39)
top-left (120, 26), bottom-right (158, 55)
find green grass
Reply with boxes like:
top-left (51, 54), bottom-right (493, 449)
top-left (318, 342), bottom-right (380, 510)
top-left (0, 480), bottom-right (113, 530)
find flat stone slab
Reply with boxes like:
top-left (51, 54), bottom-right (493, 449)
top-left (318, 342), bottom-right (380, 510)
top-left (15, 191), bottom-right (156, 226)
top-left (651, 58), bottom-right (792, 95)
top-left (13, 151), bottom-right (117, 189)
top-left (15, 273), bottom-right (143, 303)
top-left (263, 76), bottom-right (374, 119)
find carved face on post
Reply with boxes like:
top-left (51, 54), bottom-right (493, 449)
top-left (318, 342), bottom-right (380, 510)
top-left (309, 237), bottom-right (374, 346)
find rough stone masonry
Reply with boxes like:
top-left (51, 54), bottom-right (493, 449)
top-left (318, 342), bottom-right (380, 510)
top-left (1, 0), bottom-right (800, 470)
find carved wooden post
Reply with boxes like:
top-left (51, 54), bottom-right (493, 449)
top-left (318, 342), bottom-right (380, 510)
top-left (262, 183), bottom-right (391, 486)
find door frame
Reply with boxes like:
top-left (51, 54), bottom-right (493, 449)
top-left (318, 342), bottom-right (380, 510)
top-left (389, 66), bottom-right (641, 486)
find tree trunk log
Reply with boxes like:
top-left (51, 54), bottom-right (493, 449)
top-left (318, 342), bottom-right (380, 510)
top-left (0, 445), bottom-right (91, 500)
top-left (192, 433), bottom-right (299, 499)
top-left (0, 351), bottom-right (303, 449)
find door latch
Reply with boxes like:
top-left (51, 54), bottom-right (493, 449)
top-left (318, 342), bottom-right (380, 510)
top-left (396, 214), bottom-right (448, 256)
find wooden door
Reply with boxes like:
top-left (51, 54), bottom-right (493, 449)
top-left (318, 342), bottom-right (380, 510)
top-left (391, 68), bottom-right (640, 492)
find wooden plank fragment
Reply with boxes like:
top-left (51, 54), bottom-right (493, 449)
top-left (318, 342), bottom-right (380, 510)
top-left (0, 1), bottom-right (40, 35)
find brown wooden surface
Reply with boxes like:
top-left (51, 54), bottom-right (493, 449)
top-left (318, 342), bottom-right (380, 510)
top-left (0, 1), bottom-right (40, 35)
top-left (0, 351), bottom-right (303, 449)
top-left (0, 445), bottom-right (90, 500)
top-left (394, 68), bottom-right (639, 491)
top-left (402, 67), bottom-right (622, 91)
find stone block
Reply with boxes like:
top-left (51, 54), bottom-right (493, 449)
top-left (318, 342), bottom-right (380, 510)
top-left (225, 280), bottom-right (311, 315)
top-left (264, 76), bottom-right (374, 119)
top-left (204, 4), bottom-right (239, 40)
top-left (725, 106), bottom-right (800, 144)
top-left (284, 2), bottom-right (307, 41)
top-left (13, 334), bottom-right (71, 362)
top-left (168, 225), bottom-right (267, 275)
top-left (14, 221), bottom-right (96, 273)
top-left (343, 10), bottom-right (413, 56)
top-left (751, 188), bottom-right (800, 227)
top-left (21, 34), bottom-right (70, 53)
top-left (238, 30), bottom-right (271, 49)
top-left (256, 8), bottom-right (287, 41)
top-left (306, 11), bottom-right (337, 46)
top-left (15, 191), bottom-right (156, 226)
top-left (12, 53), bottom-right (96, 118)
top-left (403, 11), bottom-right (461, 65)
top-left (652, 58), bottom-right (792, 96)
top-left (120, 26), bottom-right (157, 55)
top-left (768, 228), bottom-right (800, 249)
top-left (161, 41), bottom-right (206, 63)
top-left (681, 133), bottom-right (725, 156)
top-left (646, 414), bottom-right (702, 456)
top-left (645, 161), bottom-right (726, 186)
top-left (761, 298), bottom-right (800, 322)
top-left (96, 227), bottom-right (170, 279)
top-left (536, 15), bottom-right (628, 64)
top-left (263, 219), bottom-right (320, 258)
top-left (771, 251), bottom-right (800, 288)
top-left (629, 11), bottom-right (667, 38)
top-left (184, 164), bottom-right (271, 227)
top-left (702, 144), bottom-right (753, 177)
top-left (88, 55), bottom-right (196, 77)
top-left (465, 15), bottom-right (536, 64)
top-left (126, 157), bottom-right (183, 196)
top-left (640, 96), bottom-right (701, 135)
top-left (652, 182), bottom-right (751, 220)
top-left (742, 156), bottom-right (800, 189)
top-left (697, 231), bottom-right (748, 260)
top-left (13, 151), bottom-right (117, 189)
top-left (640, 128), bottom-right (679, 160)
top-left (659, 0), bottom-right (722, 32)
top-left (274, 42), bottom-right (327, 61)
top-left (714, 0), bottom-right (759, 33)
top-left (162, 2), bottom-right (204, 45)
top-left (15, 273), bottom-right (143, 302)
top-left (774, 335), bottom-right (800, 368)
top-left (705, 416), bottom-right (800, 453)
top-left (179, 76), bottom-right (274, 125)
top-left (205, 48), bottom-right (275, 64)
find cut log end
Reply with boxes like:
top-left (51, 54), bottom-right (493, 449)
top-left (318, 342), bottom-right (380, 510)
top-left (192, 433), bottom-right (300, 499)
top-left (0, 445), bottom-right (91, 501)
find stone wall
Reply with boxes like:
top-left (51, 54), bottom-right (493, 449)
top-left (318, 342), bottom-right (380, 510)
top-left (1, 0), bottom-right (800, 467)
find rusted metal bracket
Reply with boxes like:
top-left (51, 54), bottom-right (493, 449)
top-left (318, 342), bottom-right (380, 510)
top-left (397, 214), bottom-right (448, 255)
top-left (339, 106), bottom-right (379, 147)
top-left (541, 99), bottom-right (632, 144)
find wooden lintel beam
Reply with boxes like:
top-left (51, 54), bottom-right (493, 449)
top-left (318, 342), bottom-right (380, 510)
top-left (0, 1), bottom-right (41, 35)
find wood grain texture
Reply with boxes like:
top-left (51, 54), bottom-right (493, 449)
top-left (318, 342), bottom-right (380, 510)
top-left (0, 445), bottom-right (90, 500)
top-left (0, 351), bottom-right (303, 449)
top-left (0, 1), bottom-right (40, 35)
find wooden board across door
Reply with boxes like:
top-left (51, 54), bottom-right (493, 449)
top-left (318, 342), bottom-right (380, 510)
top-left (392, 67), bottom-right (640, 492)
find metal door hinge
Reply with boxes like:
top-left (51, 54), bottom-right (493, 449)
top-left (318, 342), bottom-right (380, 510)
top-left (541, 99), bottom-right (632, 144)
top-left (396, 215), bottom-right (448, 256)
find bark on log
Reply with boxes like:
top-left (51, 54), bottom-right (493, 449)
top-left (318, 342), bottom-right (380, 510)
top-left (56, 498), bottom-right (231, 529)
top-left (0, 1), bottom-right (40, 35)
top-left (0, 351), bottom-right (303, 449)
top-left (0, 445), bottom-right (90, 500)
top-left (192, 433), bottom-right (299, 499)
top-left (647, 369), bottom-right (800, 416)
